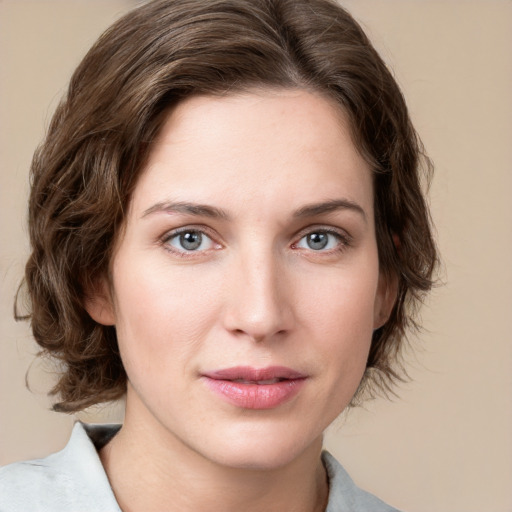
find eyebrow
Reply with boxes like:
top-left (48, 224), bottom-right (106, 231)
top-left (142, 198), bottom-right (366, 222)
top-left (293, 199), bottom-right (367, 222)
top-left (142, 201), bottom-right (231, 220)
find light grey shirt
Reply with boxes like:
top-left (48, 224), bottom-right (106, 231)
top-left (0, 423), bottom-right (402, 511)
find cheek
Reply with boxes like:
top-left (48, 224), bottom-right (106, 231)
top-left (297, 263), bottom-right (379, 380)
top-left (111, 258), bottom-right (224, 378)
top-left (302, 265), bottom-right (379, 336)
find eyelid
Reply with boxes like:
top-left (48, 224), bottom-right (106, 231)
top-left (160, 225), bottom-right (223, 256)
top-left (293, 224), bottom-right (352, 241)
top-left (291, 225), bottom-right (353, 251)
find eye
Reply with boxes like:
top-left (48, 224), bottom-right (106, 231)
top-left (164, 229), bottom-right (218, 253)
top-left (294, 230), bottom-right (347, 251)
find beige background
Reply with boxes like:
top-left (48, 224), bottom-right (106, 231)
top-left (1, 1), bottom-right (511, 511)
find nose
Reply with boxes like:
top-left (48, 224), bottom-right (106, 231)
top-left (222, 248), bottom-right (294, 343)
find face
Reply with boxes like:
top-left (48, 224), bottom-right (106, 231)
top-left (88, 89), bottom-right (394, 470)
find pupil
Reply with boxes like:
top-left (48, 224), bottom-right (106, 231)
top-left (307, 232), bottom-right (328, 250)
top-left (180, 231), bottom-right (202, 250)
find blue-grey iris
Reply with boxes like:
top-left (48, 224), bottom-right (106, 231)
top-left (307, 233), bottom-right (328, 250)
top-left (180, 231), bottom-right (202, 250)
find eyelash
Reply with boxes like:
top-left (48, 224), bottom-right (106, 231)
top-left (160, 226), bottom-right (221, 258)
top-left (292, 227), bottom-right (352, 254)
top-left (159, 225), bottom-right (352, 258)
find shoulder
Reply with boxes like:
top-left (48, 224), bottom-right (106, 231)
top-left (323, 451), bottom-right (403, 512)
top-left (0, 423), bottom-right (121, 512)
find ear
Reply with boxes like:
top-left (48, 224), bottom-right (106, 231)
top-left (84, 277), bottom-right (116, 326)
top-left (373, 271), bottom-right (398, 330)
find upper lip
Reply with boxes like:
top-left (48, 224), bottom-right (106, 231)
top-left (203, 366), bottom-right (307, 382)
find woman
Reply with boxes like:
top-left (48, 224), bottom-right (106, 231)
top-left (0, 0), bottom-right (437, 510)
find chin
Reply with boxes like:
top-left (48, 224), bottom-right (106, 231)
top-left (200, 423), bottom-right (323, 471)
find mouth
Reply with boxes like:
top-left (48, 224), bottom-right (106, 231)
top-left (201, 366), bottom-right (307, 410)
top-left (231, 378), bottom-right (285, 384)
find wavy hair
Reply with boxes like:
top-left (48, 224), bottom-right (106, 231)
top-left (19, 0), bottom-right (438, 412)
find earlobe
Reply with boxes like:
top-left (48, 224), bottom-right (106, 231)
top-left (84, 278), bottom-right (116, 326)
top-left (373, 271), bottom-right (398, 330)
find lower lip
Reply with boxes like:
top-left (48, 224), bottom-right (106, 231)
top-left (203, 377), bottom-right (306, 409)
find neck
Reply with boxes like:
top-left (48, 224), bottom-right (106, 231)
top-left (100, 396), bottom-right (329, 512)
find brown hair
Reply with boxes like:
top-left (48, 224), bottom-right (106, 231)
top-left (20, 0), bottom-right (438, 412)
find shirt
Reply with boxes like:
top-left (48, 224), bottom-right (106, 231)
top-left (0, 422), bottom-right (402, 511)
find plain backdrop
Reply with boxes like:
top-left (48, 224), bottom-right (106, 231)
top-left (1, 1), bottom-right (511, 511)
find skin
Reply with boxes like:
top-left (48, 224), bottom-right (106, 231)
top-left (87, 88), bottom-right (396, 512)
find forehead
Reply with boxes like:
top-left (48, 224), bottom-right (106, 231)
top-left (130, 88), bottom-right (373, 219)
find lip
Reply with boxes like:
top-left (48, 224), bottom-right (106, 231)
top-left (202, 366), bottom-right (307, 410)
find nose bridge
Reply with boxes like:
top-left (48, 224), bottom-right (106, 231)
top-left (224, 241), bottom-right (291, 341)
